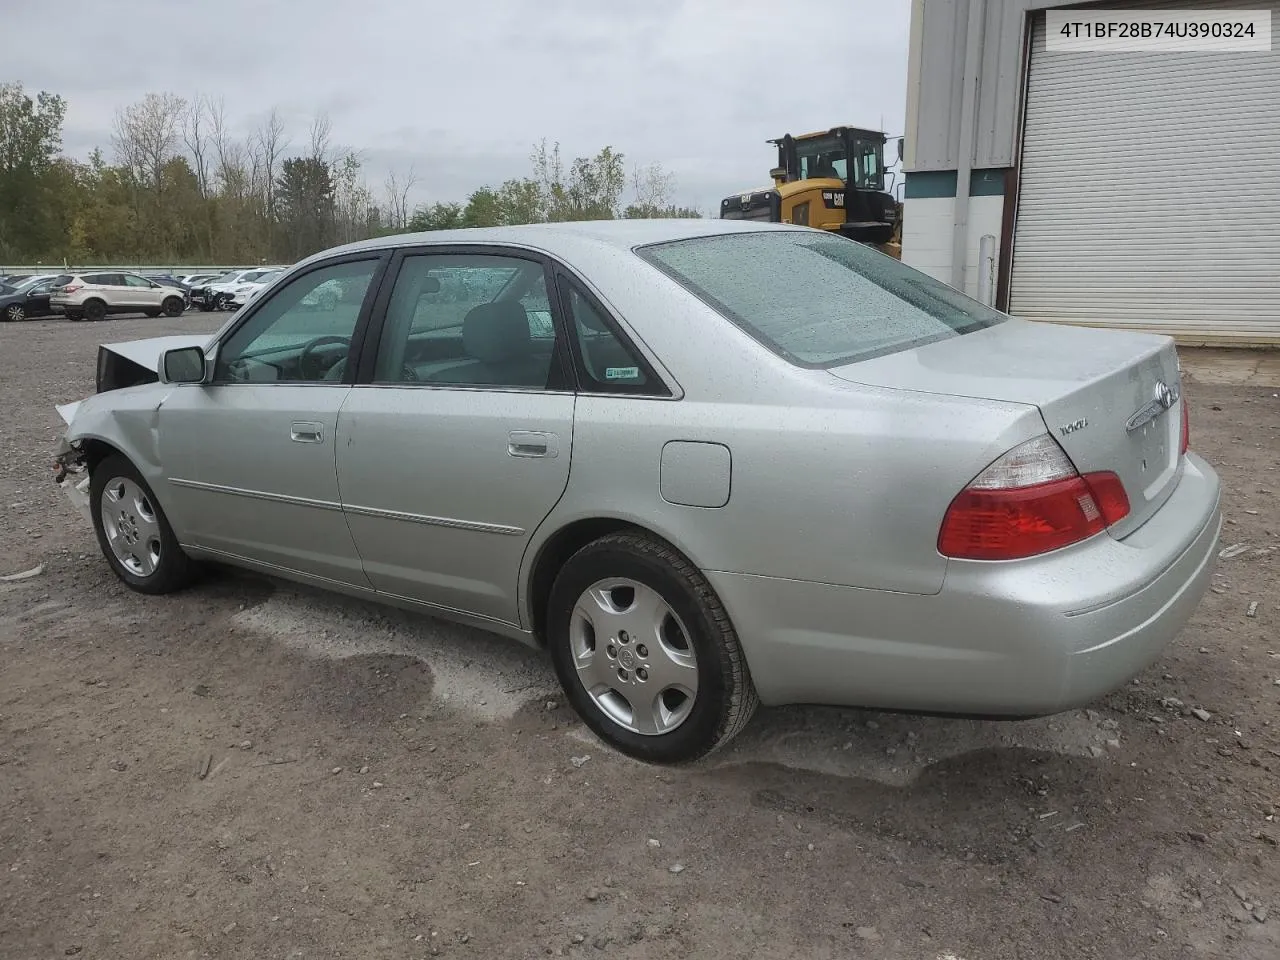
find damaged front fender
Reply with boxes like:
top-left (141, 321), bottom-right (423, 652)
top-left (52, 334), bottom-right (210, 528)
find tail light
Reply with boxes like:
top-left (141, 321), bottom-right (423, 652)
top-left (62, 284), bottom-right (82, 293)
top-left (1179, 401), bottom-right (1190, 455)
top-left (938, 434), bottom-right (1131, 561)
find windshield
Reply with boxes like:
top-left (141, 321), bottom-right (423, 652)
top-left (637, 230), bottom-right (1006, 367)
top-left (214, 272), bottom-right (242, 283)
top-left (795, 134), bottom-right (884, 191)
top-left (795, 135), bottom-right (846, 182)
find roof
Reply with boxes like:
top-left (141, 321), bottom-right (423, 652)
top-left (318, 217), bottom-right (803, 263)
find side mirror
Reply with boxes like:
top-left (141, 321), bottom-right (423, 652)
top-left (769, 166), bottom-right (787, 181)
top-left (896, 137), bottom-right (904, 162)
top-left (161, 346), bottom-right (207, 384)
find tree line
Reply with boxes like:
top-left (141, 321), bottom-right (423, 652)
top-left (0, 82), bottom-right (701, 266)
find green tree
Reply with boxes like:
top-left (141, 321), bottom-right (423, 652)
top-left (462, 187), bottom-right (503, 227)
top-left (0, 82), bottom-right (68, 259)
top-left (407, 202), bottom-right (464, 231)
top-left (276, 156), bottom-right (335, 259)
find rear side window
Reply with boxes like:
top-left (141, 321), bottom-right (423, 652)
top-left (636, 231), bottom-right (1007, 367)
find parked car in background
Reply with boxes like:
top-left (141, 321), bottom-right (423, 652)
top-left (226, 269), bottom-right (284, 308)
top-left (1, 274), bottom-right (69, 321)
top-left (49, 272), bottom-right (187, 321)
top-left (50, 219), bottom-right (1220, 763)
top-left (190, 269), bottom-right (279, 311)
top-left (144, 274), bottom-right (193, 293)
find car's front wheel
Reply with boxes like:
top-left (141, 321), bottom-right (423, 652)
top-left (162, 296), bottom-right (184, 317)
top-left (90, 453), bottom-right (196, 595)
top-left (547, 531), bottom-right (758, 763)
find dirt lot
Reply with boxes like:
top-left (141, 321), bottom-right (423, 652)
top-left (2, 314), bottom-right (1278, 960)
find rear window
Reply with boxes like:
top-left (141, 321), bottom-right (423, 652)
top-left (636, 230), bottom-right (1007, 367)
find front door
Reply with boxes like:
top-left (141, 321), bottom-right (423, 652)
top-left (157, 254), bottom-right (387, 585)
top-left (336, 249), bottom-right (575, 626)
top-left (123, 273), bottom-right (163, 310)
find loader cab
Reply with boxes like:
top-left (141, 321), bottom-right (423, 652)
top-left (774, 128), bottom-right (887, 194)
top-left (721, 126), bottom-right (898, 247)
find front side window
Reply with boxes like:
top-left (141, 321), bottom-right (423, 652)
top-left (796, 135), bottom-right (847, 182)
top-left (372, 253), bottom-right (561, 388)
top-left (637, 231), bottom-right (1006, 368)
top-left (213, 259), bottom-right (378, 383)
top-left (123, 274), bottom-right (153, 288)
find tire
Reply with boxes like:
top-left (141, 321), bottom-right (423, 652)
top-left (66, 313), bottom-right (83, 322)
top-left (144, 310), bottom-right (160, 318)
top-left (161, 296), bottom-right (184, 318)
top-left (546, 531), bottom-right (758, 764)
top-left (90, 453), bottom-right (196, 595)
top-left (4, 304), bottom-right (23, 322)
top-left (83, 298), bottom-right (107, 322)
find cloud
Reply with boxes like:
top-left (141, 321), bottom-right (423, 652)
top-left (6, 0), bottom-right (909, 213)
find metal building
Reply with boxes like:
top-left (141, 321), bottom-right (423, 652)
top-left (902, 0), bottom-right (1280, 345)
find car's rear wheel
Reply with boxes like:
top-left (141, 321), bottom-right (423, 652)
top-left (83, 299), bottom-right (107, 322)
top-left (162, 296), bottom-right (184, 317)
top-left (4, 304), bottom-right (24, 322)
top-left (90, 453), bottom-right (196, 595)
top-left (546, 531), bottom-right (758, 763)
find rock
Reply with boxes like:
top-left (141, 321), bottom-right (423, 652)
top-left (460, 932), bottom-right (470, 943)
top-left (585, 888), bottom-right (600, 902)
top-left (855, 926), bottom-right (881, 941)
top-left (1041, 892), bottom-right (1063, 904)
top-left (1186, 830), bottom-right (1209, 843)
top-left (1089, 746), bottom-right (1105, 758)
top-left (1246, 602), bottom-right (1259, 617)
top-left (222, 922), bottom-right (237, 935)
top-left (646, 838), bottom-right (661, 848)
top-left (110, 760), bottom-right (127, 772)
top-left (65, 947), bottom-right (82, 956)
top-left (1100, 718), bottom-right (1120, 731)
top-left (592, 935), bottom-right (609, 950)
top-left (1219, 543), bottom-right (1251, 559)
top-left (331, 766), bottom-right (343, 775)
top-left (1254, 906), bottom-right (1269, 923)
top-left (570, 755), bottom-right (590, 768)
top-left (1105, 739), bottom-right (1121, 750)
top-left (806, 843), bottom-right (815, 852)
top-left (571, 934), bottom-right (585, 944)
top-left (865, 720), bottom-right (879, 730)
top-left (1200, 646), bottom-right (1210, 654)
top-left (193, 684), bottom-right (212, 697)
top-left (546, 700), bottom-right (558, 711)
top-left (668, 863), bottom-right (686, 874)
top-left (372, 781), bottom-right (384, 789)
top-left (239, 740), bottom-right (253, 750)
top-left (1160, 697), bottom-right (1184, 710)
top-left (1191, 708), bottom-right (1212, 722)
top-left (359, 765), bottom-right (369, 775)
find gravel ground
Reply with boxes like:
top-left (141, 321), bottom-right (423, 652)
top-left (1, 313), bottom-right (1278, 960)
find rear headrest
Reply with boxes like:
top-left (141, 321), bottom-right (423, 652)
top-left (462, 301), bottom-right (530, 362)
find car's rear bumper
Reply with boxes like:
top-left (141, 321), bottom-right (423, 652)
top-left (709, 452), bottom-right (1222, 715)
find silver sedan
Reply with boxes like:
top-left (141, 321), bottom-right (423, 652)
top-left (52, 219), bottom-right (1222, 763)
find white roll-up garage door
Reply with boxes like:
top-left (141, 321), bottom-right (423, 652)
top-left (1009, 0), bottom-right (1280, 345)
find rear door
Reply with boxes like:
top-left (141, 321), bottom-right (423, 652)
top-left (335, 247), bottom-right (576, 626)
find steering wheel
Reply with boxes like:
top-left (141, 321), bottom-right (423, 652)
top-left (299, 335), bottom-right (351, 380)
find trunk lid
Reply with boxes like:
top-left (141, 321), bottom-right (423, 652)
top-left (827, 318), bottom-right (1184, 538)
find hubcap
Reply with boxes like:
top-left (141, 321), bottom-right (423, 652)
top-left (100, 477), bottom-right (162, 577)
top-left (6, 305), bottom-right (22, 321)
top-left (569, 578), bottom-right (698, 736)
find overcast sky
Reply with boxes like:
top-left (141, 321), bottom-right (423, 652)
top-left (7, 0), bottom-right (910, 215)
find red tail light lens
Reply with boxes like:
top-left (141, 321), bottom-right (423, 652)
top-left (62, 284), bottom-right (82, 293)
top-left (938, 435), bottom-right (1131, 561)
top-left (1179, 401), bottom-right (1189, 455)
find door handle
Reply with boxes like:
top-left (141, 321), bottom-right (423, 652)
top-left (508, 430), bottom-right (558, 458)
top-left (291, 421), bottom-right (325, 443)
